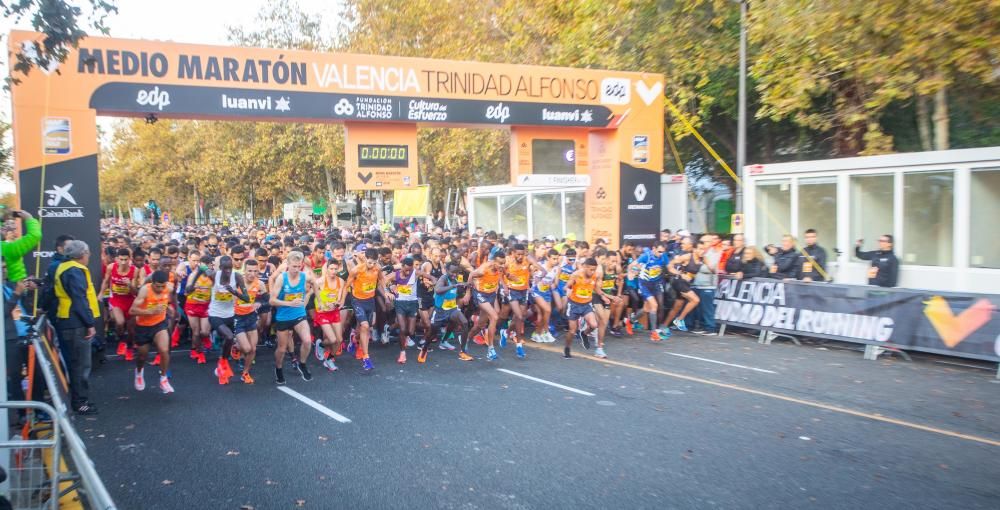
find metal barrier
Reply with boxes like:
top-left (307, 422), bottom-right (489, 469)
top-left (0, 401), bottom-right (61, 509)
top-left (0, 314), bottom-right (117, 510)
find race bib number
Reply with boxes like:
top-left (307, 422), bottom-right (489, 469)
top-left (575, 287), bottom-right (593, 299)
top-left (362, 282), bottom-right (377, 293)
top-left (647, 266), bottom-right (662, 278)
top-left (867, 266), bottom-right (879, 279)
top-left (457, 275), bottom-right (465, 283)
top-left (682, 273), bottom-right (694, 282)
top-left (214, 290), bottom-right (233, 302)
top-left (111, 282), bottom-right (130, 294)
top-left (602, 279), bottom-right (615, 290)
top-left (537, 282), bottom-right (551, 292)
top-left (559, 273), bottom-right (571, 282)
top-left (509, 275), bottom-right (526, 287)
top-left (481, 281), bottom-right (498, 292)
top-left (284, 292), bottom-right (303, 302)
top-left (802, 262), bottom-right (813, 274)
top-left (398, 286), bottom-right (412, 295)
top-left (190, 289), bottom-right (210, 301)
top-left (442, 298), bottom-right (457, 310)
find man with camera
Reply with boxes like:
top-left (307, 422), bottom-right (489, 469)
top-left (1, 209), bottom-right (42, 284)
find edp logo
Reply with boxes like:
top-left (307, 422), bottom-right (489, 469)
top-left (136, 86), bottom-right (171, 111)
top-left (486, 102), bottom-right (510, 123)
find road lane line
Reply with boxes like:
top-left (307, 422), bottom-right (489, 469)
top-left (497, 368), bottom-right (595, 396)
top-left (277, 386), bottom-right (352, 423)
top-left (529, 344), bottom-right (1000, 447)
top-left (664, 352), bottom-right (778, 374)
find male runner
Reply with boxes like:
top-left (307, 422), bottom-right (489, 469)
top-left (421, 261), bottom-right (472, 362)
top-left (313, 257), bottom-right (344, 372)
top-left (345, 248), bottom-right (388, 371)
top-left (233, 258), bottom-right (265, 383)
top-left (563, 258), bottom-right (609, 358)
top-left (183, 253), bottom-right (213, 364)
top-left (100, 248), bottom-right (137, 360)
top-left (269, 251), bottom-right (315, 384)
top-left (392, 257), bottom-right (420, 364)
top-left (499, 244), bottom-right (542, 358)
top-left (631, 241), bottom-right (671, 341)
top-left (467, 250), bottom-right (506, 361)
top-left (530, 249), bottom-right (561, 343)
top-left (208, 255), bottom-right (250, 385)
top-left (128, 270), bottom-right (176, 393)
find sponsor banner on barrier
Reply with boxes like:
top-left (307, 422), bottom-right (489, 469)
top-left (714, 277), bottom-right (1000, 362)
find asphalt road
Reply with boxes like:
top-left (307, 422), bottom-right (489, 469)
top-left (78, 329), bottom-right (1000, 509)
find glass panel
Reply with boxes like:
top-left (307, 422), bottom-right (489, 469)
top-left (565, 192), bottom-right (585, 240)
top-left (970, 169), bottom-right (1000, 268)
top-left (798, 177), bottom-right (837, 252)
top-left (532, 193), bottom-right (562, 240)
top-left (754, 179), bottom-right (791, 246)
top-left (472, 196), bottom-right (498, 233)
top-left (531, 140), bottom-right (576, 174)
top-left (500, 194), bottom-right (528, 236)
top-left (902, 171), bottom-right (954, 266)
top-left (850, 174), bottom-right (894, 261)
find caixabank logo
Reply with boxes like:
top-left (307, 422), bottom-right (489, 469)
top-left (923, 296), bottom-right (996, 354)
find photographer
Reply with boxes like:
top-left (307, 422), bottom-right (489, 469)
top-left (4, 260), bottom-right (38, 410)
top-left (2, 209), bottom-right (42, 283)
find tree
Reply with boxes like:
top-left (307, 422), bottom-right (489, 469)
top-left (4, 0), bottom-right (117, 85)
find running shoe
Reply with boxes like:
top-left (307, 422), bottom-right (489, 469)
top-left (660, 328), bottom-right (672, 340)
top-left (116, 342), bottom-right (127, 356)
top-left (673, 318), bottom-right (688, 331)
top-left (545, 332), bottom-right (557, 343)
top-left (372, 329), bottom-right (381, 344)
top-left (563, 347), bottom-right (572, 359)
top-left (134, 369), bottom-right (145, 391)
top-left (579, 329), bottom-right (592, 350)
top-left (397, 351), bottom-right (407, 364)
top-left (406, 337), bottom-right (415, 348)
top-left (335, 342), bottom-right (344, 356)
top-left (231, 345), bottom-right (242, 361)
top-left (362, 357), bottom-right (374, 371)
top-left (196, 351), bottom-right (207, 364)
top-left (241, 372), bottom-right (254, 384)
top-left (124, 348), bottom-right (135, 361)
top-left (159, 376), bottom-right (175, 394)
top-left (651, 330), bottom-right (662, 342)
top-left (189, 349), bottom-right (200, 360)
top-left (354, 345), bottom-right (365, 360)
top-left (220, 358), bottom-right (234, 378)
top-left (498, 329), bottom-right (508, 349)
top-left (486, 347), bottom-right (498, 361)
top-left (594, 347), bottom-right (608, 359)
top-left (202, 336), bottom-right (213, 351)
top-left (531, 333), bottom-right (543, 343)
top-left (323, 358), bottom-right (338, 372)
top-left (608, 327), bottom-right (623, 338)
top-left (691, 329), bottom-right (706, 335)
top-left (296, 362), bottom-right (312, 381)
top-left (275, 367), bottom-right (285, 385)
top-left (152, 353), bottom-right (161, 366)
top-left (458, 351), bottom-right (474, 361)
top-left (170, 328), bottom-right (181, 348)
top-left (383, 324), bottom-right (392, 343)
top-left (347, 338), bottom-right (356, 353)
top-left (624, 318), bottom-right (634, 336)
top-left (473, 334), bottom-right (486, 345)
top-left (439, 340), bottom-right (456, 351)
top-left (515, 343), bottom-right (526, 359)
top-left (314, 340), bottom-right (326, 361)
top-left (417, 349), bottom-right (428, 364)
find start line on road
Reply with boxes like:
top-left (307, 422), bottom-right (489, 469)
top-left (278, 386), bottom-right (352, 423)
top-left (497, 368), bottom-right (596, 397)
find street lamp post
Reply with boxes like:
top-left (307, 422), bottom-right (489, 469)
top-left (735, 0), bottom-right (748, 215)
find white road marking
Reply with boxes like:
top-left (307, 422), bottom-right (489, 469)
top-left (277, 386), bottom-right (352, 423)
top-left (664, 352), bottom-right (778, 374)
top-left (496, 368), bottom-right (595, 396)
top-left (932, 360), bottom-right (994, 371)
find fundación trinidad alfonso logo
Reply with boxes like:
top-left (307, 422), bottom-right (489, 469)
top-left (922, 296), bottom-right (995, 348)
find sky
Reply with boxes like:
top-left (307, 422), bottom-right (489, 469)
top-left (0, 0), bottom-right (345, 192)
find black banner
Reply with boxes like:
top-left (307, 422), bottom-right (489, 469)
top-left (89, 82), bottom-right (613, 127)
top-left (715, 277), bottom-right (1000, 362)
top-left (17, 155), bottom-right (104, 284)
top-left (619, 162), bottom-right (661, 246)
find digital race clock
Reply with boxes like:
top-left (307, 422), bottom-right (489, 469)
top-left (357, 144), bottom-right (409, 168)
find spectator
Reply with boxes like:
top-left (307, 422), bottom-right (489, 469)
top-left (1, 209), bottom-right (42, 283)
top-left (738, 246), bottom-right (768, 279)
top-left (855, 235), bottom-right (899, 287)
top-left (798, 229), bottom-right (829, 282)
top-left (53, 240), bottom-right (101, 415)
top-left (723, 234), bottom-right (746, 275)
top-left (4, 260), bottom-right (36, 411)
top-left (769, 235), bottom-right (799, 280)
top-left (691, 236), bottom-right (721, 335)
top-left (433, 210), bottom-right (446, 229)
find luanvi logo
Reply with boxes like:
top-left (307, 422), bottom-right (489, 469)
top-left (40, 183), bottom-right (84, 218)
top-left (135, 85), bottom-right (171, 111)
top-left (923, 296), bottom-right (995, 348)
top-left (221, 94), bottom-right (290, 112)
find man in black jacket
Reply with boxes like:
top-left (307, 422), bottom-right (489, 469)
top-left (855, 235), bottom-right (899, 287)
top-left (53, 240), bottom-right (101, 415)
top-left (769, 235), bottom-right (799, 280)
top-left (798, 229), bottom-right (829, 282)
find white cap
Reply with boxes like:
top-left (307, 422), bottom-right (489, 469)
top-left (677, 229), bottom-right (690, 237)
top-left (515, 234), bottom-right (527, 242)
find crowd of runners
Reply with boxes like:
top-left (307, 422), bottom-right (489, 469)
top-left (93, 221), bottom-right (719, 393)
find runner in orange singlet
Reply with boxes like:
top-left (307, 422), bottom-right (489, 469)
top-left (128, 271), bottom-right (175, 394)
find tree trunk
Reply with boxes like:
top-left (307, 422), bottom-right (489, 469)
top-left (916, 95), bottom-right (932, 151)
top-left (932, 85), bottom-right (949, 150)
top-left (324, 167), bottom-right (337, 223)
top-left (193, 186), bottom-right (200, 224)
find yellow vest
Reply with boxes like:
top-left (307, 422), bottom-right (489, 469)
top-left (54, 261), bottom-right (101, 321)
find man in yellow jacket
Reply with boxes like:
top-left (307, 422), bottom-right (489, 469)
top-left (53, 240), bottom-right (101, 415)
